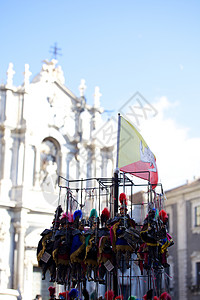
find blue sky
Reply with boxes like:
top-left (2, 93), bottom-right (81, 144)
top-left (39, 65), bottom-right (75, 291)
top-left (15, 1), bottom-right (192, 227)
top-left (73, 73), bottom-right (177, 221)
top-left (1, 0), bottom-right (200, 188)
top-left (1, 1), bottom-right (200, 133)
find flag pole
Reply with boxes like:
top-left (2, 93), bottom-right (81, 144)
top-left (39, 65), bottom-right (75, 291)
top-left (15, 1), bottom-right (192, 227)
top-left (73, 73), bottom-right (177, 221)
top-left (116, 113), bottom-right (121, 169)
top-left (113, 113), bottom-right (121, 298)
top-left (114, 113), bottom-right (121, 216)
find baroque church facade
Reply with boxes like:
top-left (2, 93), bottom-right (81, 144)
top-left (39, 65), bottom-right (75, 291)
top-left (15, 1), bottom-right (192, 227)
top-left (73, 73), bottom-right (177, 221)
top-left (0, 59), bottom-right (114, 299)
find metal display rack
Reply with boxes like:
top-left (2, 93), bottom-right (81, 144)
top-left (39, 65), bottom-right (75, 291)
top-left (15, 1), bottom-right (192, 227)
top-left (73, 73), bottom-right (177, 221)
top-left (54, 172), bottom-right (170, 299)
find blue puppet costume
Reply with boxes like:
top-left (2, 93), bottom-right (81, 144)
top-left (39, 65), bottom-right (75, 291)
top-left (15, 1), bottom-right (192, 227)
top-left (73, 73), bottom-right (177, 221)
top-left (70, 210), bottom-right (86, 283)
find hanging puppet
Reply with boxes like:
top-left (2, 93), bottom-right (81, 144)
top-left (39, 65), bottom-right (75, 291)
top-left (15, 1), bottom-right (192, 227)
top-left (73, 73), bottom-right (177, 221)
top-left (140, 207), bottom-right (160, 270)
top-left (70, 209), bottom-right (86, 283)
top-left (111, 193), bottom-right (136, 268)
top-left (48, 286), bottom-right (56, 300)
top-left (98, 208), bottom-right (112, 284)
top-left (37, 205), bottom-right (62, 281)
top-left (52, 212), bottom-right (72, 285)
top-left (84, 208), bottom-right (99, 281)
top-left (158, 209), bottom-right (173, 268)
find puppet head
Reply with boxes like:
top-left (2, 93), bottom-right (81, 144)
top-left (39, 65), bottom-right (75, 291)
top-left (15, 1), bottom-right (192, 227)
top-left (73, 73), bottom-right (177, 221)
top-left (115, 296), bottom-right (123, 300)
top-left (159, 210), bottom-right (168, 224)
top-left (69, 288), bottom-right (79, 300)
top-left (73, 210), bottom-right (82, 228)
top-left (119, 193), bottom-right (128, 215)
top-left (160, 292), bottom-right (172, 300)
top-left (101, 208), bottom-right (110, 226)
top-left (88, 208), bottom-right (98, 227)
top-left (58, 292), bottom-right (67, 299)
top-left (90, 208), bottom-right (98, 218)
top-left (143, 289), bottom-right (153, 300)
top-left (105, 290), bottom-right (114, 300)
top-left (48, 286), bottom-right (56, 298)
top-left (67, 212), bottom-right (74, 223)
top-left (60, 213), bottom-right (68, 227)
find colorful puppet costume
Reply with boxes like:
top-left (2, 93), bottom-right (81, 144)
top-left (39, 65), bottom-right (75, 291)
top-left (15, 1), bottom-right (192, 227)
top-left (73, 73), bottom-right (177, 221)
top-left (70, 210), bottom-right (86, 282)
top-left (111, 193), bottom-right (136, 268)
top-left (98, 208), bottom-right (112, 283)
top-left (37, 229), bottom-right (56, 282)
top-left (84, 209), bottom-right (99, 281)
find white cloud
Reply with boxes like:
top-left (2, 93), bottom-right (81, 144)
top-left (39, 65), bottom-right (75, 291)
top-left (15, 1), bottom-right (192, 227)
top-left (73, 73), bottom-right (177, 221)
top-left (140, 97), bottom-right (200, 191)
top-left (179, 64), bottom-right (184, 71)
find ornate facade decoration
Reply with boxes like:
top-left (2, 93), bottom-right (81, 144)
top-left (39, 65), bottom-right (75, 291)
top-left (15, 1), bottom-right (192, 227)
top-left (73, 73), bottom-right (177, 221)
top-left (0, 59), bottom-right (115, 299)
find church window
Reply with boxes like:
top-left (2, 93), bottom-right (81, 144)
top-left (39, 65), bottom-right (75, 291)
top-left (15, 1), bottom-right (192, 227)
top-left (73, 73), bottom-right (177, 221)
top-left (40, 138), bottom-right (60, 186)
top-left (195, 206), bottom-right (200, 227)
top-left (196, 262), bottom-right (200, 285)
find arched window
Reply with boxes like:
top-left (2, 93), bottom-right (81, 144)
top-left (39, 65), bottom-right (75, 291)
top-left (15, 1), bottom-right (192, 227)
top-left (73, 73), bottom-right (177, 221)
top-left (40, 138), bottom-right (60, 186)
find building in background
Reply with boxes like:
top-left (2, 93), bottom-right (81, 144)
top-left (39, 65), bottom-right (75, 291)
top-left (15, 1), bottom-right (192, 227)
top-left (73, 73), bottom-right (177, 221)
top-left (0, 59), bottom-right (115, 299)
top-left (165, 178), bottom-right (200, 300)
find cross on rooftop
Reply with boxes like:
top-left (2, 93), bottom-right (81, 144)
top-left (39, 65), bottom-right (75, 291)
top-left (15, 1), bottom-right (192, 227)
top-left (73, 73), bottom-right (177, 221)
top-left (50, 43), bottom-right (62, 60)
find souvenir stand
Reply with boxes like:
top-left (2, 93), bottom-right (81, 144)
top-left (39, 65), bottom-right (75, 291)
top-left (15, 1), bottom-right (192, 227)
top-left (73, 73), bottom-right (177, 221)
top-left (37, 171), bottom-right (173, 300)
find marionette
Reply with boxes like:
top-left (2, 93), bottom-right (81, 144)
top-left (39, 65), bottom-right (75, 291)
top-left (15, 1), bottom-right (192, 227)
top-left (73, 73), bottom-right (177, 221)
top-left (140, 208), bottom-right (160, 270)
top-left (158, 210), bottom-right (174, 268)
top-left (137, 242), bottom-right (149, 274)
top-left (70, 210), bottom-right (86, 283)
top-left (37, 205), bottom-right (62, 281)
top-left (84, 209), bottom-right (99, 281)
top-left (52, 212), bottom-right (72, 285)
top-left (48, 286), bottom-right (56, 300)
top-left (111, 193), bottom-right (135, 269)
top-left (98, 208), bottom-right (112, 284)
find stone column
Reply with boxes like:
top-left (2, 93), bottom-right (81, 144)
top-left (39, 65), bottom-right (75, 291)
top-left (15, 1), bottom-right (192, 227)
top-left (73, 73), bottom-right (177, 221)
top-left (34, 145), bottom-right (41, 189)
top-left (23, 141), bottom-right (35, 189)
top-left (0, 128), bottom-right (12, 201)
top-left (17, 142), bottom-right (25, 186)
top-left (15, 224), bottom-right (26, 292)
top-left (13, 211), bottom-right (28, 298)
top-left (66, 153), bottom-right (74, 180)
top-left (23, 253), bottom-right (36, 300)
top-left (60, 148), bottom-right (68, 178)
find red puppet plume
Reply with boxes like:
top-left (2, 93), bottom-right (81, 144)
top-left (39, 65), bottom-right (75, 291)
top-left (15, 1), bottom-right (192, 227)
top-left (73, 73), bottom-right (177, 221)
top-left (115, 296), bottom-right (123, 300)
top-left (160, 292), bottom-right (172, 300)
top-left (119, 193), bottom-right (127, 205)
top-left (67, 212), bottom-right (73, 223)
top-left (48, 286), bottom-right (56, 296)
top-left (59, 292), bottom-right (67, 299)
top-left (159, 210), bottom-right (168, 223)
top-left (105, 290), bottom-right (114, 300)
top-left (153, 297), bottom-right (159, 300)
top-left (101, 208), bottom-right (110, 220)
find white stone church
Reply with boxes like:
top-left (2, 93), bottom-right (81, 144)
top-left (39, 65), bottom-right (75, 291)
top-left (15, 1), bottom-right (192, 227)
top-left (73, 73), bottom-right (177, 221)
top-left (0, 59), bottom-right (115, 299)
